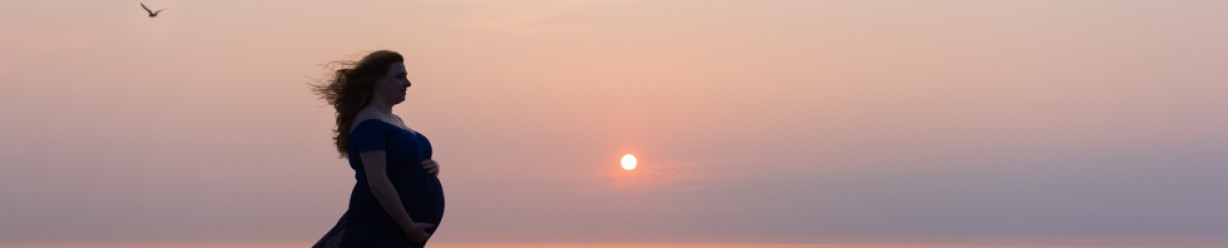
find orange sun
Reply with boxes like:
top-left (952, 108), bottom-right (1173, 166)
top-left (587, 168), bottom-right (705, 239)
top-left (620, 154), bottom-right (637, 171)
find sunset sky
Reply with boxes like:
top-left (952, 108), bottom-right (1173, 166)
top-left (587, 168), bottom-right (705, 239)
top-left (2, 0), bottom-right (1226, 247)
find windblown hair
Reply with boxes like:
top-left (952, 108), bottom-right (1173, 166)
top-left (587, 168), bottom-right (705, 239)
top-left (312, 50), bottom-right (404, 156)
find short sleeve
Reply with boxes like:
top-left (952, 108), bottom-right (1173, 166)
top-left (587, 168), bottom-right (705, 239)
top-left (422, 135), bottom-right (433, 159)
top-left (349, 120), bottom-right (387, 153)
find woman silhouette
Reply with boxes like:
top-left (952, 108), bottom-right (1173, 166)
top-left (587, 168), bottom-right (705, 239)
top-left (312, 50), bottom-right (445, 248)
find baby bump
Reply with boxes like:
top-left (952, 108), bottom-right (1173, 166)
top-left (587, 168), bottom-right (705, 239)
top-left (394, 174), bottom-right (445, 224)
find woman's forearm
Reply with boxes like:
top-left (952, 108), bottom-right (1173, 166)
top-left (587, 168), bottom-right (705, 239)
top-left (359, 151), bottom-right (418, 233)
top-left (367, 175), bottom-right (417, 232)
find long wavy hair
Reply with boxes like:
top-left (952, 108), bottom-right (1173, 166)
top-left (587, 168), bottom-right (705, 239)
top-left (312, 50), bottom-right (404, 156)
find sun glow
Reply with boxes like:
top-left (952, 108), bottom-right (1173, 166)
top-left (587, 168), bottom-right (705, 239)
top-left (621, 154), bottom-right (638, 171)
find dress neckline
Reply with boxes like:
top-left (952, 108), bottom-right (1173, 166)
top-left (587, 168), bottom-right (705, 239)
top-left (355, 118), bottom-right (419, 135)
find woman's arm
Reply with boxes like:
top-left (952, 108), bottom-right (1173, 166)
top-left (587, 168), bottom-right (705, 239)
top-left (359, 150), bottom-right (435, 242)
top-left (422, 159), bottom-right (439, 176)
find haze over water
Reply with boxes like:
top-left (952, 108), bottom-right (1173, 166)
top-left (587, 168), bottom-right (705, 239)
top-left (2, 0), bottom-right (1226, 247)
top-left (3, 244), bottom-right (1220, 248)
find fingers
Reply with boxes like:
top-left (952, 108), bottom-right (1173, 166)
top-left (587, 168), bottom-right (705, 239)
top-left (424, 165), bottom-right (439, 175)
top-left (407, 222), bottom-right (435, 243)
top-left (421, 159), bottom-right (440, 176)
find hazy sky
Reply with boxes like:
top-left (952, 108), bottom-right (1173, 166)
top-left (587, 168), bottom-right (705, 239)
top-left (2, 0), bottom-right (1226, 246)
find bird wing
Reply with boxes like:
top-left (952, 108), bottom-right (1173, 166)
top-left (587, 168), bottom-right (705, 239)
top-left (140, 2), bottom-right (154, 14)
top-left (154, 8), bottom-right (166, 15)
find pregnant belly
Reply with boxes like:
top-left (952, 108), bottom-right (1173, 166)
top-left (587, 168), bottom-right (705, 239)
top-left (396, 175), bottom-right (445, 224)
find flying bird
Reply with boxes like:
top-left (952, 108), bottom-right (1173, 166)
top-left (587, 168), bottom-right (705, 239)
top-left (140, 2), bottom-right (165, 18)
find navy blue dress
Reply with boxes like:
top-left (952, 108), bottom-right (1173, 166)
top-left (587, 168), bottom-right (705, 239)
top-left (315, 119), bottom-right (445, 248)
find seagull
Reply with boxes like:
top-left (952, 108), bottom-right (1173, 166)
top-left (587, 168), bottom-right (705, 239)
top-left (141, 2), bottom-right (166, 18)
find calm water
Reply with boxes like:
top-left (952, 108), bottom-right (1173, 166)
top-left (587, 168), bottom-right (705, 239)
top-left (0, 243), bottom-right (1214, 248)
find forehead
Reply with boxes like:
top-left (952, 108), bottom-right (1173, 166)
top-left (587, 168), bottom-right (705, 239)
top-left (387, 62), bottom-right (406, 74)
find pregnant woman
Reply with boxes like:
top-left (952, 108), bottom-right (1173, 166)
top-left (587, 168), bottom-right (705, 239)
top-left (312, 50), bottom-right (445, 248)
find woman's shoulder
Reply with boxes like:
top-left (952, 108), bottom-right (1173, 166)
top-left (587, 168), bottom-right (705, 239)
top-left (351, 118), bottom-right (385, 129)
top-left (349, 115), bottom-right (388, 134)
top-left (350, 108), bottom-right (386, 128)
top-left (346, 117), bottom-right (391, 152)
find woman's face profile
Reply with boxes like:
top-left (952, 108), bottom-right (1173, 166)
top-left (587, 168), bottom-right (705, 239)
top-left (376, 62), bottom-right (410, 104)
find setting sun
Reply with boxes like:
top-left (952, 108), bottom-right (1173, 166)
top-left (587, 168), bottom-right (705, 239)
top-left (621, 154), bottom-right (638, 171)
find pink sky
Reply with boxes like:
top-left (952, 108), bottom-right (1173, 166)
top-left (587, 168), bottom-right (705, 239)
top-left (2, 0), bottom-right (1226, 246)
